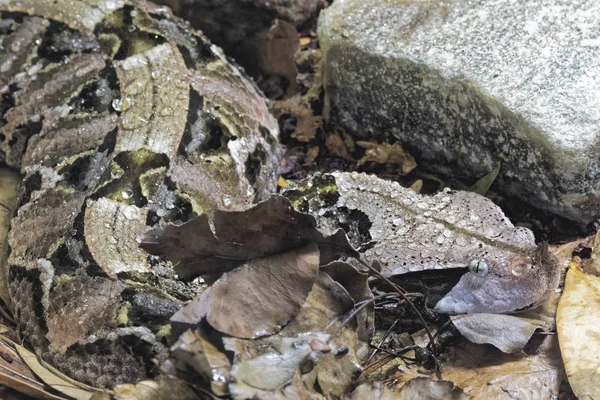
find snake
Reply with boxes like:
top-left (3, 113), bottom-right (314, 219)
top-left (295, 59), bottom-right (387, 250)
top-left (0, 0), bottom-right (281, 388)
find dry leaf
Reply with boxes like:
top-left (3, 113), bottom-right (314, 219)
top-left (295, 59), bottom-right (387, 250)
top-left (224, 332), bottom-right (331, 398)
top-left (140, 195), bottom-right (357, 282)
top-left (223, 273), bottom-right (360, 399)
top-left (351, 378), bottom-right (467, 400)
top-left (451, 314), bottom-right (544, 353)
top-left (299, 37), bottom-right (312, 47)
top-left (278, 176), bottom-right (290, 188)
top-left (237, 19), bottom-right (298, 96)
top-left (170, 329), bottom-right (231, 397)
top-left (15, 344), bottom-right (99, 400)
top-left (394, 336), bottom-right (564, 399)
top-left (557, 266), bottom-right (600, 399)
top-left (356, 141), bottom-right (416, 174)
top-left (325, 131), bottom-right (354, 161)
top-left (0, 338), bottom-right (65, 400)
top-left (272, 96), bottom-right (322, 142)
top-left (322, 261), bottom-right (374, 342)
top-left (304, 146), bottom-right (319, 165)
top-left (114, 379), bottom-right (197, 400)
top-left (171, 244), bottom-right (320, 339)
top-left (349, 382), bottom-right (398, 400)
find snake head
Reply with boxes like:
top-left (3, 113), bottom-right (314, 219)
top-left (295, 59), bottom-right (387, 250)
top-left (434, 242), bottom-right (559, 314)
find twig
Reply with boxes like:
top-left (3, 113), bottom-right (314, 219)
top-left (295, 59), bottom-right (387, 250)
top-left (355, 257), bottom-right (435, 346)
top-left (364, 318), bottom-right (399, 366)
top-left (329, 293), bottom-right (398, 339)
top-left (355, 256), bottom-right (442, 378)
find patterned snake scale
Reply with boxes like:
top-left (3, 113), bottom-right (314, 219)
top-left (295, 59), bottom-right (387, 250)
top-left (0, 0), bottom-right (281, 388)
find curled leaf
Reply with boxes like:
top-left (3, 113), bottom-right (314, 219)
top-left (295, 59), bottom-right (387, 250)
top-left (224, 332), bottom-right (331, 397)
top-left (325, 131), bottom-right (354, 161)
top-left (272, 96), bottom-right (322, 142)
top-left (350, 378), bottom-right (467, 400)
top-left (0, 337), bottom-right (64, 400)
top-left (356, 141), bottom-right (416, 174)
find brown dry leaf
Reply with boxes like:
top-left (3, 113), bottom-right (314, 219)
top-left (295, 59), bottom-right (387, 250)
top-left (171, 244), bottom-right (320, 339)
top-left (169, 329), bottom-right (231, 397)
top-left (556, 266), bottom-right (600, 399)
top-left (271, 96), bottom-right (322, 142)
top-left (304, 146), bottom-right (319, 165)
top-left (350, 378), bottom-right (467, 400)
top-left (15, 343), bottom-right (100, 400)
top-left (325, 131), bottom-right (354, 161)
top-left (223, 273), bottom-right (362, 399)
top-left (140, 195), bottom-right (357, 282)
top-left (238, 19), bottom-right (298, 96)
top-left (394, 336), bottom-right (564, 399)
top-left (356, 141), bottom-right (416, 174)
top-left (0, 169), bottom-right (21, 305)
top-left (287, 273), bottom-right (364, 398)
top-left (224, 331), bottom-right (331, 399)
top-left (396, 378), bottom-right (467, 399)
top-left (322, 261), bottom-right (374, 342)
top-left (450, 314), bottom-right (545, 353)
top-left (114, 379), bottom-right (198, 400)
top-left (0, 338), bottom-right (66, 400)
top-left (349, 382), bottom-right (398, 400)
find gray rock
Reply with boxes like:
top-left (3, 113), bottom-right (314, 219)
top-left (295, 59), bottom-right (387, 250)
top-left (318, 0), bottom-right (600, 223)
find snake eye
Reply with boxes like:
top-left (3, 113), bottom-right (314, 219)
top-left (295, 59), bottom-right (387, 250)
top-left (511, 256), bottom-right (533, 277)
top-left (468, 258), bottom-right (489, 276)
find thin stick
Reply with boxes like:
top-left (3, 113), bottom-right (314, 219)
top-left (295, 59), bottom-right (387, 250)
top-left (329, 293), bottom-right (398, 339)
top-left (355, 257), bottom-right (435, 346)
top-left (364, 318), bottom-right (399, 366)
top-left (356, 257), bottom-right (443, 378)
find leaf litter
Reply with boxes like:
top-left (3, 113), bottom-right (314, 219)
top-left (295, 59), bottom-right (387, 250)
top-left (0, 167), bottom-right (590, 399)
top-left (137, 182), bottom-right (586, 399)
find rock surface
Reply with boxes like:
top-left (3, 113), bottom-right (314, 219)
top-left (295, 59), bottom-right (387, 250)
top-left (318, 0), bottom-right (600, 223)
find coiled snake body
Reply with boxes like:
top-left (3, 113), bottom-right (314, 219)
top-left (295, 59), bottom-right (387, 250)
top-left (0, 0), bottom-right (281, 388)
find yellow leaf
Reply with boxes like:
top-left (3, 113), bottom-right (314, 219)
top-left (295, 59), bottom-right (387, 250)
top-left (557, 267), bottom-right (600, 399)
top-left (278, 176), bottom-right (290, 188)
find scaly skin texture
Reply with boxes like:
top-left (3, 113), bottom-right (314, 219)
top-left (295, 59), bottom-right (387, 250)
top-left (0, 0), bottom-right (281, 388)
top-left (285, 172), bottom-right (560, 314)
